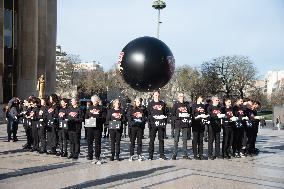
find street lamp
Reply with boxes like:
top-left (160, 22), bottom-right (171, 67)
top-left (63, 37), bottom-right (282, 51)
top-left (152, 0), bottom-right (166, 39)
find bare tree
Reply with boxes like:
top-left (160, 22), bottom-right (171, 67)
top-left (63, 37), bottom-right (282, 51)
top-left (55, 55), bottom-right (77, 98)
top-left (201, 55), bottom-right (257, 98)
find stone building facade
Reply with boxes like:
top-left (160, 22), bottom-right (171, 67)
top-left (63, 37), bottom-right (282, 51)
top-left (0, 0), bottom-right (57, 103)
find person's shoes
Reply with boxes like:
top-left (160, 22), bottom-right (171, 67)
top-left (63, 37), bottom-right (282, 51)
top-left (67, 154), bottom-right (73, 159)
top-left (216, 156), bottom-right (223, 159)
top-left (138, 155), bottom-right (145, 161)
top-left (199, 155), bottom-right (204, 160)
top-left (56, 152), bottom-right (62, 156)
top-left (110, 156), bottom-right (114, 161)
top-left (237, 153), bottom-right (241, 158)
top-left (182, 155), bottom-right (191, 160)
top-left (86, 156), bottom-right (93, 160)
top-left (159, 156), bottom-right (167, 160)
top-left (93, 158), bottom-right (102, 165)
top-left (171, 154), bottom-right (177, 160)
top-left (30, 148), bottom-right (36, 152)
top-left (23, 145), bottom-right (31, 150)
top-left (209, 156), bottom-right (215, 160)
top-left (61, 152), bottom-right (68, 157)
top-left (129, 155), bottom-right (134, 162)
top-left (49, 150), bottom-right (56, 155)
top-left (193, 155), bottom-right (199, 160)
top-left (13, 138), bottom-right (18, 142)
top-left (116, 155), bottom-right (121, 161)
top-left (73, 155), bottom-right (78, 160)
top-left (148, 155), bottom-right (153, 161)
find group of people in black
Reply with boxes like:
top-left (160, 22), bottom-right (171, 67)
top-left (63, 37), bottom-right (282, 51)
top-left (4, 91), bottom-right (262, 164)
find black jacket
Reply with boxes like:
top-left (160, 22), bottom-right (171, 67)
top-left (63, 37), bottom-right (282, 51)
top-left (207, 104), bottom-right (222, 132)
top-left (85, 105), bottom-right (106, 130)
top-left (127, 106), bottom-right (147, 127)
top-left (106, 108), bottom-right (125, 132)
top-left (67, 106), bottom-right (83, 132)
top-left (191, 103), bottom-right (207, 132)
top-left (172, 101), bottom-right (192, 128)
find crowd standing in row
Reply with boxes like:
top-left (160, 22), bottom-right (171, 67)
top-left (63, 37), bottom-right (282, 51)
top-left (3, 91), bottom-right (262, 164)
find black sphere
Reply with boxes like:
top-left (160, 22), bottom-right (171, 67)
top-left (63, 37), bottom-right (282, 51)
top-left (118, 36), bottom-right (175, 92)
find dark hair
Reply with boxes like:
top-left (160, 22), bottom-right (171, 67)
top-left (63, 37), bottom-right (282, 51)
top-left (152, 90), bottom-right (160, 95)
top-left (254, 100), bottom-right (261, 106)
top-left (49, 94), bottom-right (59, 105)
top-left (61, 98), bottom-right (69, 104)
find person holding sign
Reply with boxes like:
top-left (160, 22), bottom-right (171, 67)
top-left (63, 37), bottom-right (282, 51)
top-left (57, 98), bottom-right (69, 157)
top-left (147, 91), bottom-right (168, 160)
top-left (171, 93), bottom-right (192, 160)
top-left (66, 98), bottom-right (83, 159)
top-left (106, 99), bottom-right (125, 161)
top-left (85, 95), bottom-right (106, 164)
top-left (127, 98), bottom-right (147, 161)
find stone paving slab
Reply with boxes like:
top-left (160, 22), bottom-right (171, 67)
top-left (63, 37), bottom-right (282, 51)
top-left (0, 124), bottom-right (284, 189)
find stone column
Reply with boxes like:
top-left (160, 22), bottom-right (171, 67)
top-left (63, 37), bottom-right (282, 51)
top-left (45, 0), bottom-right (57, 95)
top-left (37, 0), bottom-right (47, 77)
top-left (0, 0), bottom-right (3, 103)
top-left (17, 0), bottom-right (38, 99)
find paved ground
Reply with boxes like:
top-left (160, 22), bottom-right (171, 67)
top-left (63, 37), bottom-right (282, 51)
top-left (0, 123), bottom-right (284, 189)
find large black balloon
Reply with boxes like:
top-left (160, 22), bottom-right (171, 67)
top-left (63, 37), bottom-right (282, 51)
top-left (118, 36), bottom-right (175, 92)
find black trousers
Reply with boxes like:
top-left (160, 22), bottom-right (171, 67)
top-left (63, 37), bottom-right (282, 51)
top-left (252, 126), bottom-right (258, 150)
top-left (24, 122), bottom-right (33, 147)
top-left (148, 126), bottom-right (165, 157)
top-left (245, 127), bottom-right (255, 154)
top-left (68, 131), bottom-right (80, 156)
top-left (130, 126), bottom-right (143, 156)
top-left (38, 124), bottom-right (47, 151)
top-left (173, 127), bottom-right (189, 156)
top-left (192, 131), bottom-right (204, 156)
top-left (7, 118), bottom-right (18, 140)
top-left (109, 129), bottom-right (122, 156)
top-left (208, 126), bottom-right (221, 157)
top-left (31, 122), bottom-right (39, 150)
top-left (223, 126), bottom-right (233, 156)
top-left (86, 128), bottom-right (102, 158)
top-left (58, 129), bottom-right (68, 154)
top-left (46, 126), bottom-right (57, 152)
top-left (232, 127), bottom-right (244, 154)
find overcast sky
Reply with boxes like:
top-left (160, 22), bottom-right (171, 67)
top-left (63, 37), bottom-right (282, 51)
top-left (57, 0), bottom-right (284, 79)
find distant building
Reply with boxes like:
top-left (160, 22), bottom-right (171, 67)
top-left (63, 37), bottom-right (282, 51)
top-left (265, 70), bottom-right (284, 98)
top-left (74, 61), bottom-right (103, 72)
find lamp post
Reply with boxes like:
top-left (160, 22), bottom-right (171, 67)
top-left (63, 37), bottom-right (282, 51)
top-left (152, 0), bottom-right (166, 39)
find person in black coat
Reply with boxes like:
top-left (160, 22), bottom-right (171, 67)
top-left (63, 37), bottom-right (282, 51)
top-left (232, 98), bottom-right (245, 158)
top-left (207, 96), bottom-right (223, 160)
top-left (127, 98), bottom-right (147, 161)
top-left (37, 98), bottom-right (48, 154)
top-left (57, 98), bottom-right (69, 157)
top-left (8, 98), bottom-right (20, 142)
top-left (67, 98), bottom-right (83, 159)
top-left (171, 93), bottom-right (192, 160)
top-left (221, 99), bottom-right (234, 159)
top-left (191, 94), bottom-right (207, 160)
top-left (45, 94), bottom-right (60, 155)
top-left (85, 95), bottom-right (106, 163)
top-left (106, 99), bottom-right (125, 161)
top-left (30, 97), bottom-right (41, 152)
top-left (147, 91), bottom-right (168, 160)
